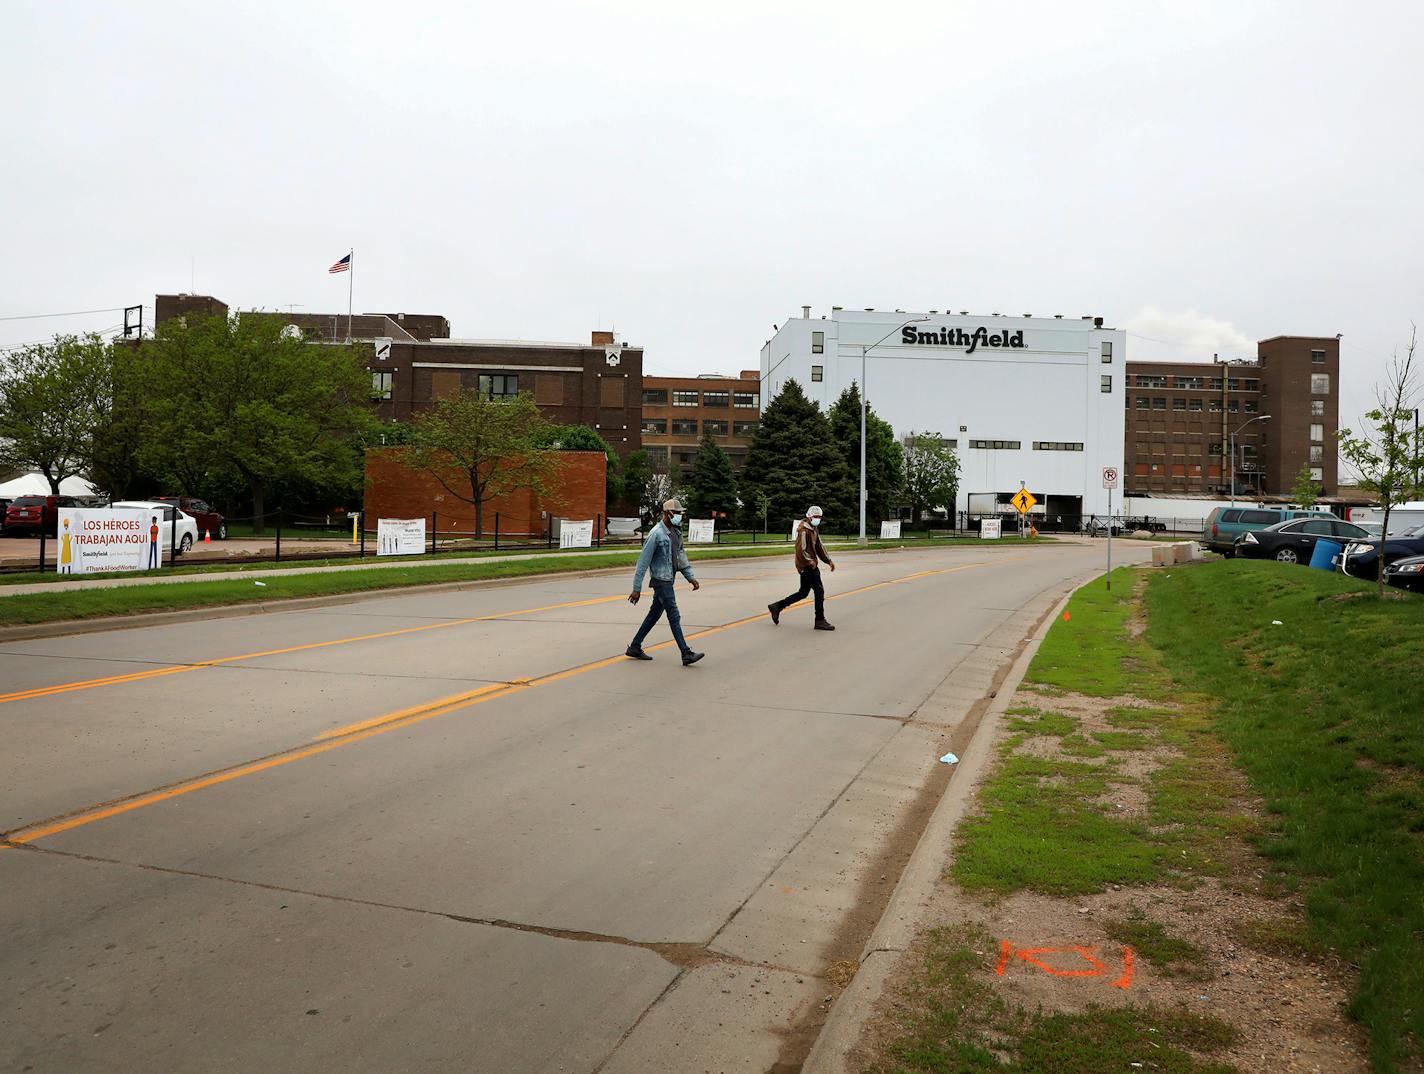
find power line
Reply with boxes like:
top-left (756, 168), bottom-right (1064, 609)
top-left (0, 306), bottom-right (128, 322)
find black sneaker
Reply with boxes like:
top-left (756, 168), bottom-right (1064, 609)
top-left (625, 646), bottom-right (653, 661)
top-left (814, 620), bottom-right (836, 631)
top-left (681, 651), bottom-right (705, 666)
top-left (767, 602), bottom-right (781, 625)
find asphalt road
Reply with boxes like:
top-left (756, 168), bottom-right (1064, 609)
top-left (0, 540), bottom-right (1148, 1073)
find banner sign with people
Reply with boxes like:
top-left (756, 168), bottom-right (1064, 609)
top-left (377, 517), bottom-right (426, 556)
top-left (55, 507), bottom-right (164, 575)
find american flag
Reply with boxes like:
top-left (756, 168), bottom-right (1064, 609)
top-left (328, 253), bottom-right (351, 274)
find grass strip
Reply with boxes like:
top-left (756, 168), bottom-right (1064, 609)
top-left (1144, 560), bottom-right (1424, 1072)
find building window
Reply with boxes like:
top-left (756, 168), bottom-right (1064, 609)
top-left (734, 390), bottom-right (759, 408)
top-left (733, 420), bottom-right (758, 437)
top-left (968, 439), bottom-right (1021, 450)
top-left (1152, 398), bottom-right (1167, 411)
top-left (1101, 341), bottom-right (1112, 362)
top-left (477, 374), bottom-right (518, 399)
top-left (1208, 443), bottom-right (1223, 456)
top-left (1208, 399), bottom-right (1222, 412)
top-left (1310, 423), bottom-right (1324, 442)
top-left (1137, 374), bottom-right (1166, 388)
top-left (1244, 400), bottom-right (1258, 413)
top-left (370, 371), bottom-right (393, 400)
top-left (1311, 373), bottom-right (1330, 394)
top-left (1311, 349), bottom-right (1325, 363)
top-left (1309, 445), bottom-right (1323, 462)
top-left (1243, 379), bottom-right (1259, 392)
top-left (1189, 398), bottom-right (1203, 411)
top-left (1135, 397), bottom-right (1149, 409)
top-left (1032, 441), bottom-right (1084, 451)
top-left (1311, 399), bottom-right (1324, 416)
top-left (672, 390), bottom-right (698, 407)
top-left (702, 391), bottom-right (729, 408)
top-left (641, 418), bottom-right (667, 435)
top-left (1310, 467), bottom-right (1324, 481)
top-left (1176, 376), bottom-right (1204, 390)
top-left (1172, 398), bottom-right (1186, 411)
top-left (1100, 375), bottom-right (1113, 393)
top-left (1228, 378), bottom-right (1240, 391)
top-left (642, 388), bottom-right (668, 406)
top-left (1228, 400), bottom-right (1239, 413)
top-left (704, 420), bottom-right (728, 436)
top-left (811, 365), bottom-right (824, 382)
top-left (671, 419), bottom-right (698, 436)
top-left (811, 331), bottom-right (825, 354)
top-left (1209, 377), bottom-right (1224, 391)
top-left (645, 446), bottom-right (669, 468)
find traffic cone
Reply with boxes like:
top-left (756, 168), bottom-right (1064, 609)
top-left (204, 529), bottom-right (212, 544)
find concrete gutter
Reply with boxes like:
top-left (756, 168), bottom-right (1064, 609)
top-left (801, 573), bottom-right (1092, 1074)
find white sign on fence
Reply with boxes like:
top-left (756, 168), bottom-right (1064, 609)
top-left (56, 508), bottom-right (163, 575)
top-left (688, 518), bottom-right (716, 544)
top-left (980, 518), bottom-right (1002, 540)
top-left (879, 520), bottom-right (902, 539)
top-left (377, 517), bottom-right (426, 556)
top-left (559, 519), bottom-right (594, 549)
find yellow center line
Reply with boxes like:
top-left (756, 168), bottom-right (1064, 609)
top-left (1, 561), bottom-right (985, 848)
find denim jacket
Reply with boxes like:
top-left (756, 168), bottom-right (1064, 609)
top-left (632, 520), bottom-right (695, 589)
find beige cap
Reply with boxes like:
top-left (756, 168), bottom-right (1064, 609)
top-left (663, 498), bottom-right (686, 513)
top-left (806, 505), bottom-right (823, 518)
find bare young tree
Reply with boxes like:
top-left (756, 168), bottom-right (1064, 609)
top-left (1338, 326), bottom-right (1423, 597)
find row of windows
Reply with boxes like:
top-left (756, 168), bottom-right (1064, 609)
top-left (1133, 397), bottom-right (1259, 413)
top-left (1130, 375), bottom-right (1261, 391)
top-left (970, 440), bottom-right (1022, 450)
top-left (643, 388), bottom-right (759, 408)
top-left (1033, 441), bottom-right (1084, 451)
top-left (641, 418), bottom-right (758, 437)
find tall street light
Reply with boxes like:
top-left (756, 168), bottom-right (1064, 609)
top-left (1229, 414), bottom-right (1271, 504)
top-left (859, 316), bottom-right (929, 545)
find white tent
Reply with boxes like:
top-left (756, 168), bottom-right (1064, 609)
top-left (0, 472), bottom-right (98, 498)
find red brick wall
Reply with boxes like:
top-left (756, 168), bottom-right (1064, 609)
top-left (364, 448), bottom-right (606, 535)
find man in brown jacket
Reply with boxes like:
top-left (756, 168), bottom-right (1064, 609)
top-left (768, 505), bottom-right (836, 631)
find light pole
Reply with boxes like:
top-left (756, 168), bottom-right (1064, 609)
top-left (1229, 414), bottom-right (1271, 504)
top-left (858, 317), bottom-right (929, 545)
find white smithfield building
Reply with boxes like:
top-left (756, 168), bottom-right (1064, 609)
top-left (760, 307), bottom-right (1127, 520)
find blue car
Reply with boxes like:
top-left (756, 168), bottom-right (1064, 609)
top-left (1337, 523), bottom-right (1424, 580)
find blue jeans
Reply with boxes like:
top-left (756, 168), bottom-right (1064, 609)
top-left (631, 580), bottom-right (690, 654)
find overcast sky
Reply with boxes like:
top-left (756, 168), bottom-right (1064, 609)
top-left (4, 1), bottom-right (1421, 430)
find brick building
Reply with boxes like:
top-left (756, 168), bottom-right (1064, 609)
top-left (640, 371), bottom-right (761, 473)
top-left (1123, 335), bottom-right (1340, 497)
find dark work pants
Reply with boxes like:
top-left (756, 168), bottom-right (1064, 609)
top-left (631, 580), bottom-right (691, 653)
top-left (777, 567), bottom-right (826, 621)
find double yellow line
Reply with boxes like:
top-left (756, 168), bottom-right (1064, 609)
top-left (2, 563), bottom-right (978, 847)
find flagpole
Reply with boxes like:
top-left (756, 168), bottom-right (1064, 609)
top-left (347, 248), bottom-right (354, 342)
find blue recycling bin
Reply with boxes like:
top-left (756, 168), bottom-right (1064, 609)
top-left (1309, 539), bottom-right (1342, 571)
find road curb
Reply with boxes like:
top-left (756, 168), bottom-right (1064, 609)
top-left (801, 574), bottom-right (1093, 1074)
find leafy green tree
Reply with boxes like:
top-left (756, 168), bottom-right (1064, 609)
top-left (142, 312), bottom-right (378, 530)
top-left (412, 389), bottom-right (557, 537)
top-left (537, 423), bottom-right (621, 508)
top-left (0, 333), bottom-right (111, 493)
top-left (618, 450), bottom-right (653, 516)
top-left (1290, 464), bottom-right (1320, 509)
top-left (1339, 327), bottom-right (1423, 596)
top-left (739, 379), bottom-right (854, 531)
top-left (828, 382), bottom-right (903, 526)
top-left (685, 432), bottom-right (738, 519)
top-left (901, 432), bottom-right (962, 525)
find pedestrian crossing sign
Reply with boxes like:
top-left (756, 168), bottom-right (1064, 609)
top-left (1011, 488), bottom-right (1037, 515)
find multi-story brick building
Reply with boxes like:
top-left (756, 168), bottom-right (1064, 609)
top-left (1123, 335), bottom-right (1340, 498)
top-left (639, 371), bottom-right (761, 473)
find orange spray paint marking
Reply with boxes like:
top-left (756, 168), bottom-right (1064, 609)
top-left (1112, 945), bottom-right (1136, 989)
top-left (996, 940), bottom-right (1134, 989)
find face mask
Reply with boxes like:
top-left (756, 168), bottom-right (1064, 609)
top-left (671, 513), bottom-right (683, 526)
top-left (810, 518), bottom-right (821, 527)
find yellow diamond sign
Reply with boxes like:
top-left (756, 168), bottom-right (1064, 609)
top-left (1011, 488), bottom-right (1037, 515)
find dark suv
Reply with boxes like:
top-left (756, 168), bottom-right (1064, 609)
top-left (155, 496), bottom-right (227, 540)
top-left (3, 495), bottom-right (78, 536)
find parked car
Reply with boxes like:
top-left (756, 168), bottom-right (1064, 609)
top-left (1338, 524), bottom-right (1424, 580)
top-left (110, 500), bottom-right (200, 556)
top-left (3, 494), bottom-right (79, 536)
top-left (154, 495), bottom-right (227, 540)
top-left (1201, 506), bottom-right (1337, 555)
top-left (1385, 554), bottom-right (1424, 594)
top-left (1234, 517), bottom-right (1371, 564)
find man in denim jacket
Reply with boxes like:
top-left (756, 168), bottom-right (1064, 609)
top-left (626, 498), bottom-right (705, 666)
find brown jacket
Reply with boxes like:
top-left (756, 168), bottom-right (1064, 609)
top-left (794, 520), bottom-right (833, 572)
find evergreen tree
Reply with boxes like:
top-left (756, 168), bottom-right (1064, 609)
top-left (740, 379), bottom-right (855, 532)
top-left (828, 382), bottom-right (903, 526)
top-left (685, 432), bottom-right (738, 519)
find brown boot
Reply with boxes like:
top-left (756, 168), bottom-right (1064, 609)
top-left (814, 619), bottom-right (835, 631)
